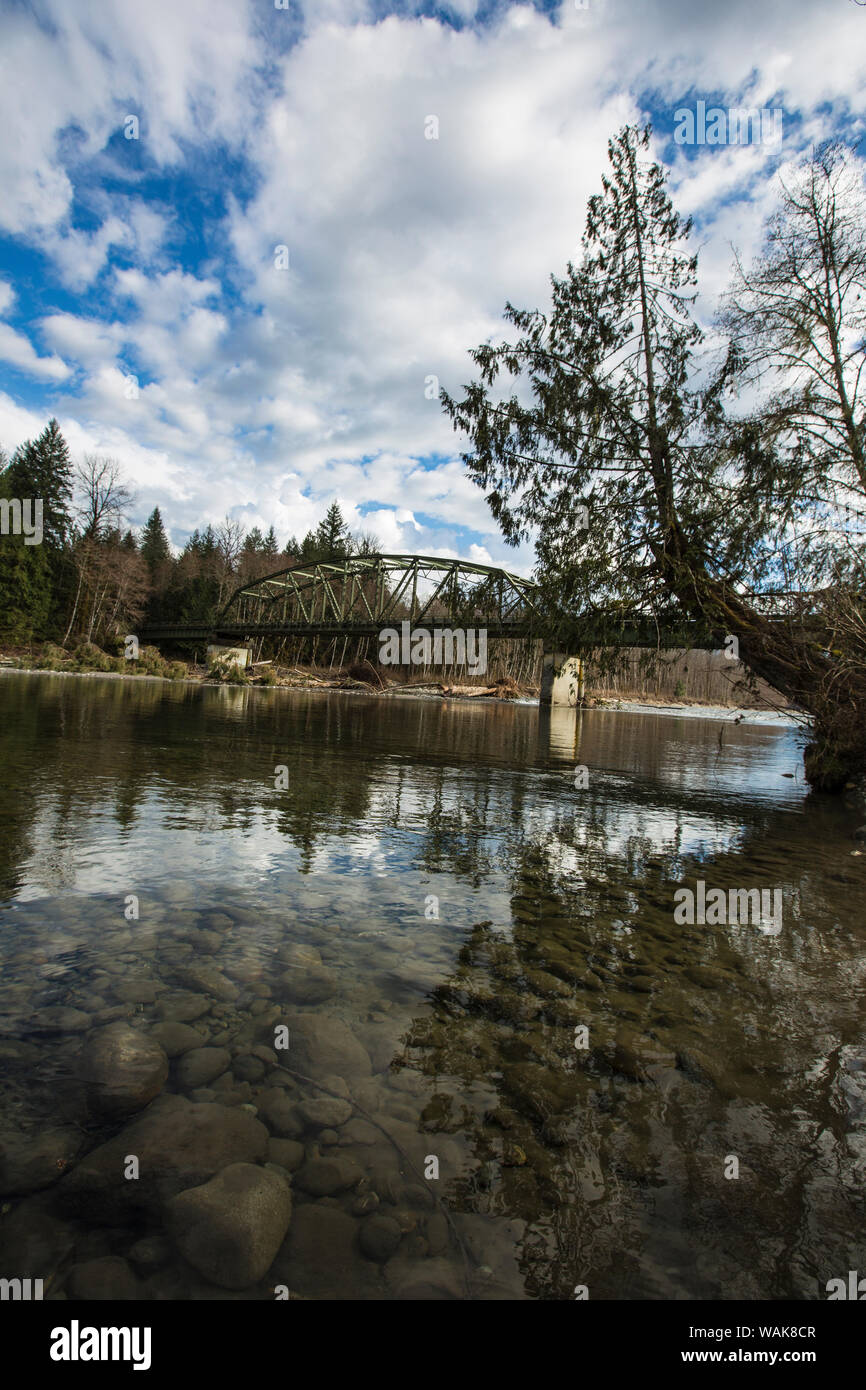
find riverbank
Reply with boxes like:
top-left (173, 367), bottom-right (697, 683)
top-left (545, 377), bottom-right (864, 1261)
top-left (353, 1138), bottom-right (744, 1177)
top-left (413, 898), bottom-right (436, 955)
top-left (0, 641), bottom-right (800, 717)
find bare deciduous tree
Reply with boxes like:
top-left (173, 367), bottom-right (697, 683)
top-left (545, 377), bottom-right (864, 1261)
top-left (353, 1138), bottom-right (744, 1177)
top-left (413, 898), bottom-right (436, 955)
top-left (76, 455), bottom-right (133, 538)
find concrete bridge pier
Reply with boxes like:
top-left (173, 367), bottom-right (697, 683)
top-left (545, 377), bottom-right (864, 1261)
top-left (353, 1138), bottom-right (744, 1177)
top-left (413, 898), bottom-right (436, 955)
top-left (540, 653), bottom-right (585, 707)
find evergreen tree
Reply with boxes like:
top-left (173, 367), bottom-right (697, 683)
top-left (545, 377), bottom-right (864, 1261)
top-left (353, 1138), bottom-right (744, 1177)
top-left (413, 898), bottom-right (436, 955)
top-left (140, 507), bottom-right (171, 575)
top-left (2, 419), bottom-right (75, 637)
top-left (5, 419), bottom-right (73, 552)
top-left (298, 528), bottom-right (319, 560)
top-left (441, 123), bottom-right (866, 788)
top-left (314, 501), bottom-right (351, 558)
top-left (263, 525), bottom-right (280, 556)
top-left (242, 526), bottom-right (265, 555)
top-left (0, 464), bottom-right (51, 642)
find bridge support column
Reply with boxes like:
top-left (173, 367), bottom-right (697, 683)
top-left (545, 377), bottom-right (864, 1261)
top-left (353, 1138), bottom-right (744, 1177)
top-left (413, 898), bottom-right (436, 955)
top-left (206, 644), bottom-right (250, 671)
top-left (540, 652), bottom-right (585, 707)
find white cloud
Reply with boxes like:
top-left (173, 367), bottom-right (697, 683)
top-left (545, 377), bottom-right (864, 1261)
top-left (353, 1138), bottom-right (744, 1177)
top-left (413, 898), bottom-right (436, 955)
top-left (0, 0), bottom-right (862, 564)
top-left (0, 0), bottom-right (262, 235)
top-left (0, 324), bottom-right (71, 382)
top-left (40, 313), bottom-right (124, 367)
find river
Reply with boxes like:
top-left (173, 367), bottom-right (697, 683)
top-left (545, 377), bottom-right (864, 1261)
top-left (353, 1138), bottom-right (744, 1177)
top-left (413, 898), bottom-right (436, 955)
top-left (0, 671), bottom-right (864, 1300)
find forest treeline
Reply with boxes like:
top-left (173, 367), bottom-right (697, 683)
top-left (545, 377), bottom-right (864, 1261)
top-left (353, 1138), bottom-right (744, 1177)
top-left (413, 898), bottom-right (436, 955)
top-left (0, 427), bottom-right (372, 649)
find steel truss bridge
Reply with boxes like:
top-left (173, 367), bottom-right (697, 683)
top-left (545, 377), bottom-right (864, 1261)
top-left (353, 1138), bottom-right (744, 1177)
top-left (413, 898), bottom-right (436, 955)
top-left (138, 550), bottom-right (803, 650)
top-left (140, 553), bottom-right (544, 644)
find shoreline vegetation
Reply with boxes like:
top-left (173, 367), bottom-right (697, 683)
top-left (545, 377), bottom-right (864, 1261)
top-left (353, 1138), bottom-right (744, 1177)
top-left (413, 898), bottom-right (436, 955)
top-left (0, 639), bottom-right (796, 718)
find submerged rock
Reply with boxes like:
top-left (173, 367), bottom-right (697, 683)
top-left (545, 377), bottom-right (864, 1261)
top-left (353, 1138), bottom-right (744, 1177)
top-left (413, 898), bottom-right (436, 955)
top-left (148, 1022), bottom-right (204, 1058)
top-left (280, 967), bottom-right (337, 1005)
top-left (232, 1054), bottom-right (266, 1083)
top-left (0, 1126), bottom-right (81, 1196)
top-left (30, 1007), bottom-right (91, 1034)
top-left (385, 1254), bottom-right (464, 1300)
top-left (297, 1097), bottom-right (352, 1130)
top-left (0, 1194), bottom-right (76, 1280)
top-left (288, 1015), bottom-right (372, 1078)
top-left (66, 1256), bottom-right (138, 1301)
top-left (59, 1094), bottom-right (268, 1220)
top-left (256, 1089), bottom-right (304, 1138)
top-left (175, 1046), bottom-right (231, 1090)
top-left (359, 1214), bottom-right (402, 1263)
top-left (159, 991), bottom-right (211, 1022)
top-left (166, 1162), bottom-right (291, 1289)
top-left (272, 1203), bottom-right (371, 1299)
top-left (80, 1023), bottom-right (168, 1118)
top-left (172, 963), bottom-right (237, 1002)
top-left (267, 1138), bottom-right (305, 1172)
top-left (294, 1154), bottom-right (363, 1196)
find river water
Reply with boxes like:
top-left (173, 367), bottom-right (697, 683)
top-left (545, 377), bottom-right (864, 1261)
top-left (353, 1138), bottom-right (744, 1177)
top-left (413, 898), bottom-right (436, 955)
top-left (0, 671), bottom-right (864, 1300)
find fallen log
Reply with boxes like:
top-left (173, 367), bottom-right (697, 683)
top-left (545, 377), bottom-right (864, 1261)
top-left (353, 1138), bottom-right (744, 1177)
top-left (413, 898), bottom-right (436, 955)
top-left (441, 685), bottom-right (498, 698)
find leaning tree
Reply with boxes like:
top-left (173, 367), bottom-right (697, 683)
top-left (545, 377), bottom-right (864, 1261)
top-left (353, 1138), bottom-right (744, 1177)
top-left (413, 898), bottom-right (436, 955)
top-left (442, 124), bottom-right (866, 790)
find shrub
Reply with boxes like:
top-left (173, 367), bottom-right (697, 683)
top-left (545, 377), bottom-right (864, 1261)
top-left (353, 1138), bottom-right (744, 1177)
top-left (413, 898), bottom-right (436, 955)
top-left (207, 657), bottom-right (250, 684)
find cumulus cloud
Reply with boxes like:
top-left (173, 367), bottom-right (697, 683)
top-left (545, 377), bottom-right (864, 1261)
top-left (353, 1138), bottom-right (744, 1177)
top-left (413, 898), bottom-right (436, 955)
top-left (0, 324), bottom-right (71, 382)
top-left (0, 0), bottom-right (862, 567)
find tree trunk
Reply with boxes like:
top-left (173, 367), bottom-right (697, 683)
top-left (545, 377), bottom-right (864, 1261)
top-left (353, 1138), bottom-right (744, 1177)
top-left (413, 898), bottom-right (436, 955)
top-left (662, 554), bottom-right (866, 790)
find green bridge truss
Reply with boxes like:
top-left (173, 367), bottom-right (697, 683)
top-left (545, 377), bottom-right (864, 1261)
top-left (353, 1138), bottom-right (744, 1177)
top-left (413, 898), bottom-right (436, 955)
top-left (140, 553), bottom-right (545, 643)
top-left (141, 550), bottom-right (793, 649)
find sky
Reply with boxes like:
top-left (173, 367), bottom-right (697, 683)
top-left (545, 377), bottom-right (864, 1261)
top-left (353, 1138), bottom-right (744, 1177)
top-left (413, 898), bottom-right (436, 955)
top-left (0, 0), bottom-right (863, 573)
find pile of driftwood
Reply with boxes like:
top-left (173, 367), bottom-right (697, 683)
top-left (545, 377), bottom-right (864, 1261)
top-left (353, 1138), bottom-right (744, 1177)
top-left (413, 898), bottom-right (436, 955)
top-left (257, 662), bottom-right (527, 700)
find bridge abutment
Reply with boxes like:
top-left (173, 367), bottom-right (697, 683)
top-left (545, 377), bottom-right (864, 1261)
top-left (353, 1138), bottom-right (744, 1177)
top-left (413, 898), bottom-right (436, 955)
top-left (206, 644), bottom-right (251, 671)
top-left (540, 653), bottom-right (585, 707)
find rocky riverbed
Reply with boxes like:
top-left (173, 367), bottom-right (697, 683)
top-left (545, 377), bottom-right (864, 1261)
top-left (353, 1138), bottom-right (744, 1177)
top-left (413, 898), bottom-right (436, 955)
top-left (0, 891), bottom-right (531, 1301)
top-left (1, 673), bottom-right (864, 1301)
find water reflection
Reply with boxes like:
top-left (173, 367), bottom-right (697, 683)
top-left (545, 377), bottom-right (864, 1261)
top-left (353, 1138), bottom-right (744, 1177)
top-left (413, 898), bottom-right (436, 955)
top-left (0, 673), bottom-right (863, 1301)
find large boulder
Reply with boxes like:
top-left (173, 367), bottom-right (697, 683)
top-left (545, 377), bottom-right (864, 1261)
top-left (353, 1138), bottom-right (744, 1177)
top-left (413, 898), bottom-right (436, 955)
top-left (288, 1015), bottom-right (371, 1079)
top-left (166, 1163), bottom-right (291, 1289)
top-left (80, 1023), bottom-right (168, 1118)
top-left (58, 1094), bottom-right (268, 1221)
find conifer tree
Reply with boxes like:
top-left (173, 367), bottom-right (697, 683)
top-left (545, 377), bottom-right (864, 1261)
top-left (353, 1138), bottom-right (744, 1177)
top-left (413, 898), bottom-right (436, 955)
top-left (5, 419), bottom-right (73, 553)
top-left (140, 507), bottom-right (171, 575)
top-left (315, 501), bottom-right (351, 558)
top-left (442, 123), bottom-right (866, 788)
top-left (1, 419), bottom-right (74, 637)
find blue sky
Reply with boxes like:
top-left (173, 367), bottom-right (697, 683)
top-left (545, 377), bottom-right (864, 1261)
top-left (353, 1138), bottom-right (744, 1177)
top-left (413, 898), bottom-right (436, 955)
top-left (0, 0), bottom-right (863, 570)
